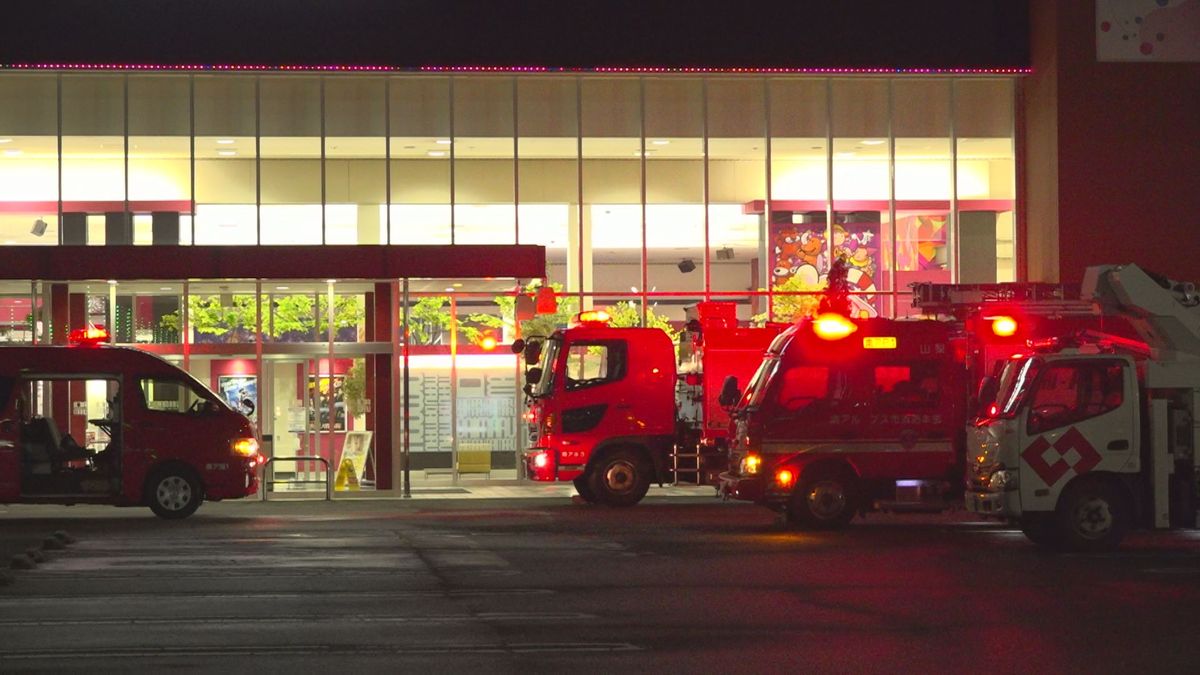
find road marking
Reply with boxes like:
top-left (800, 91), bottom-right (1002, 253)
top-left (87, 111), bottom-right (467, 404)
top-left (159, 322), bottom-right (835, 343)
top-left (0, 612), bottom-right (596, 628)
top-left (0, 643), bottom-right (644, 660)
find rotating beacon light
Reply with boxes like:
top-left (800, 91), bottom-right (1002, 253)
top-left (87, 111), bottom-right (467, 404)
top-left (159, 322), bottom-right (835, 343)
top-left (812, 313), bottom-right (857, 341)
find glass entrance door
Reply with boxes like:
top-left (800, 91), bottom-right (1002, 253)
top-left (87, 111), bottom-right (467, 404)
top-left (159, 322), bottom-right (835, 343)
top-left (263, 357), bottom-right (324, 491)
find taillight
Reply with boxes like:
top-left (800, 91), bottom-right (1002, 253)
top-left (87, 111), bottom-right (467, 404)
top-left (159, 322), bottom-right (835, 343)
top-left (532, 450), bottom-right (550, 469)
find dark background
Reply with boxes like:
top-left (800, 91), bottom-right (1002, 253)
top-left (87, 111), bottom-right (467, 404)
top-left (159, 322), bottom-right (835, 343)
top-left (0, 0), bottom-right (1029, 69)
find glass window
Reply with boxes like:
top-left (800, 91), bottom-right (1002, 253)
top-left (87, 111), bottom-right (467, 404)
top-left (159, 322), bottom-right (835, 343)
top-left (645, 78), bottom-right (705, 294)
top-left (0, 74), bottom-right (59, 246)
top-left (518, 77), bottom-right (577, 290)
top-left (582, 77), bottom-right (641, 297)
top-left (62, 75), bottom-right (125, 245)
top-left (389, 77), bottom-right (451, 245)
top-left (563, 342), bottom-right (626, 390)
top-left (776, 365), bottom-right (830, 412)
top-left (194, 75), bottom-right (257, 245)
top-left (129, 76), bottom-right (193, 246)
top-left (1027, 360), bottom-right (1126, 434)
top-left (324, 76), bottom-right (387, 245)
top-left (956, 79), bottom-right (1016, 283)
top-left (260, 76), bottom-right (322, 245)
top-left (707, 78), bottom-right (766, 317)
top-left (453, 76), bottom-right (515, 245)
top-left (139, 378), bottom-right (213, 414)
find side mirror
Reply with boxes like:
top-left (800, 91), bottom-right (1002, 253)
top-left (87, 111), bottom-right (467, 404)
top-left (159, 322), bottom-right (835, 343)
top-left (718, 375), bottom-right (740, 408)
top-left (524, 341), bottom-right (543, 363)
top-left (525, 367), bottom-right (544, 386)
top-left (976, 376), bottom-right (998, 414)
top-left (510, 338), bottom-right (525, 355)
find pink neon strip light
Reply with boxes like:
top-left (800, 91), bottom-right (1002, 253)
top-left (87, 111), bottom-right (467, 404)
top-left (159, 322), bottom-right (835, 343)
top-left (1, 63), bottom-right (1032, 75)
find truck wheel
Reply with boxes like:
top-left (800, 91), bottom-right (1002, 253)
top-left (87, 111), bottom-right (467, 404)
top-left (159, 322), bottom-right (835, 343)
top-left (588, 448), bottom-right (651, 507)
top-left (1055, 479), bottom-right (1128, 552)
top-left (573, 475), bottom-right (597, 503)
top-left (787, 466), bottom-right (858, 529)
top-left (147, 467), bottom-right (205, 520)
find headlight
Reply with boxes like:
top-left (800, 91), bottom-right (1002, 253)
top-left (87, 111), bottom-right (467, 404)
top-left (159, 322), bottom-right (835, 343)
top-left (231, 437), bottom-right (259, 457)
top-left (740, 454), bottom-right (762, 475)
top-left (987, 468), bottom-right (1018, 492)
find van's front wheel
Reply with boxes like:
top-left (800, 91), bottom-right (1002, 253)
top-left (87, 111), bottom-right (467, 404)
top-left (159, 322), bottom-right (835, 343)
top-left (147, 467), bottom-right (204, 519)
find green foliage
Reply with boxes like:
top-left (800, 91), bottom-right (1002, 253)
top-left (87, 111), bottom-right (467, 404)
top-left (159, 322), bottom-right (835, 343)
top-left (606, 300), bottom-right (680, 345)
top-left (407, 296), bottom-right (452, 345)
top-left (343, 358), bottom-right (367, 417)
top-left (464, 281), bottom-right (578, 345)
top-left (753, 273), bottom-right (827, 325)
top-left (159, 294), bottom-right (366, 342)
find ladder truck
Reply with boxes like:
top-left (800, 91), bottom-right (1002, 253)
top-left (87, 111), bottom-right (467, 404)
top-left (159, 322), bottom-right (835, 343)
top-left (967, 263), bottom-right (1200, 550)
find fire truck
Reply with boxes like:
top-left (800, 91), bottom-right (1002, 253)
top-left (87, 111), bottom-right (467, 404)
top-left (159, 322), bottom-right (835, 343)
top-left (717, 277), bottom-right (1136, 527)
top-left (0, 327), bottom-right (263, 519)
top-left (968, 263), bottom-right (1200, 550)
top-left (516, 302), bottom-right (782, 506)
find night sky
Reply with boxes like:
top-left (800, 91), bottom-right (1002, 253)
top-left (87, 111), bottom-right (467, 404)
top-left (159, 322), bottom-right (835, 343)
top-left (0, 0), bottom-right (1029, 69)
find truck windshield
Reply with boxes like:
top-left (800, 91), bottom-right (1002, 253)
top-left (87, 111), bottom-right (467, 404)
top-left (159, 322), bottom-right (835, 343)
top-left (993, 356), bottom-right (1040, 417)
top-left (740, 357), bottom-right (780, 410)
top-left (531, 337), bottom-right (561, 398)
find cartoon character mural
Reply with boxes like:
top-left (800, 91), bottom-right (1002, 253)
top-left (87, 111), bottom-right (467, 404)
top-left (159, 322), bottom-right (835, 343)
top-left (770, 213), bottom-right (881, 320)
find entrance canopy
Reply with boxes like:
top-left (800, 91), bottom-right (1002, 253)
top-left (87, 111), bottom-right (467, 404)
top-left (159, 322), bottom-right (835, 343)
top-left (0, 245), bottom-right (546, 282)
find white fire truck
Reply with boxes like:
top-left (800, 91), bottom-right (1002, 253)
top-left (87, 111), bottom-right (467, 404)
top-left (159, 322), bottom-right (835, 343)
top-left (968, 263), bottom-right (1200, 550)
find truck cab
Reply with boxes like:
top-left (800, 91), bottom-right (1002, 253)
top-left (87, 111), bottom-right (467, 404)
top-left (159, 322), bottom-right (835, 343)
top-left (0, 329), bottom-right (262, 519)
top-left (720, 315), bottom-right (970, 526)
top-left (523, 312), bottom-right (677, 506)
top-left (967, 264), bottom-right (1200, 550)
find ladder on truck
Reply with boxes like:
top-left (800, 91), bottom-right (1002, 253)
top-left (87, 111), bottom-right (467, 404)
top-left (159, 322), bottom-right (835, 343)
top-left (911, 281), bottom-right (1093, 318)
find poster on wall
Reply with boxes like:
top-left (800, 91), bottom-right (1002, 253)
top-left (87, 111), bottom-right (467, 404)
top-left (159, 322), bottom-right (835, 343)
top-left (769, 211), bottom-right (881, 318)
top-left (218, 375), bottom-right (258, 421)
top-left (308, 374), bottom-right (346, 431)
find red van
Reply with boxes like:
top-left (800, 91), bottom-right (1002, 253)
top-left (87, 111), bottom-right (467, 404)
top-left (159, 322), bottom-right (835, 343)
top-left (0, 330), bottom-right (262, 519)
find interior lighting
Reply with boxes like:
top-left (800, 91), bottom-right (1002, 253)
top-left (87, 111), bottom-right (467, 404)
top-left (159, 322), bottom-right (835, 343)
top-left (216, 139), bottom-right (235, 144)
top-left (275, 286), bottom-right (289, 291)
top-left (861, 139), bottom-right (886, 145)
top-left (217, 150), bottom-right (236, 156)
top-left (651, 139), bottom-right (670, 145)
top-left (435, 139), bottom-right (452, 145)
top-left (427, 150), bottom-right (447, 157)
top-left (0, 138), bottom-right (11, 143)
top-left (3, 149), bottom-right (22, 157)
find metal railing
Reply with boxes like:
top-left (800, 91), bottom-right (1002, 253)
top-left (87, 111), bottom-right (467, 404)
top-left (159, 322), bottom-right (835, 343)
top-left (261, 456), bottom-right (332, 501)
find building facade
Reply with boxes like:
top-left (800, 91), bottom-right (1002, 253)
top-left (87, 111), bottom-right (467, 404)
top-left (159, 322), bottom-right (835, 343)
top-left (0, 68), bottom-right (1021, 489)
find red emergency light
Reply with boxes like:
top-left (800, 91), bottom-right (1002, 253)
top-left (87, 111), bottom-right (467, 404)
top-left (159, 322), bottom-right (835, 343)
top-left (812, 313), bottom-right (856, 341)
top-left (479, 335), bottom-right (498, 351)
top-left (69, 326), bottom-right (109, 346)
top-left (573, 310), bottom-right (612, 326)
top-left (990, 316), bottom-right (1018, 337)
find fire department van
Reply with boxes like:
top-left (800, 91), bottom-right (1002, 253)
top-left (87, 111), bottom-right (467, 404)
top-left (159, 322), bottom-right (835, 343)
top-left (0, 328), bottom-right (262, 519)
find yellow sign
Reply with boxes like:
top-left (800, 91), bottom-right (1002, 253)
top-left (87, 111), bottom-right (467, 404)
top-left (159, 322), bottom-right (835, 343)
top-left (863, 336), bottom-right (897, 349)
top-left (336, 431), bottom-right (373, 491)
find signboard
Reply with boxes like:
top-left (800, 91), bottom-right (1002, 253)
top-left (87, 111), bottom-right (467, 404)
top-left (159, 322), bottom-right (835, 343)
top-left (340, 431), bottom-right (373, 485)
top-left (218, 375), bottom-right (258, 421)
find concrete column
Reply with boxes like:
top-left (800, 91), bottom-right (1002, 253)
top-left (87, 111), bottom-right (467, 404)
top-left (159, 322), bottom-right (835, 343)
top-left (566, 205), bottom-right (593, 310)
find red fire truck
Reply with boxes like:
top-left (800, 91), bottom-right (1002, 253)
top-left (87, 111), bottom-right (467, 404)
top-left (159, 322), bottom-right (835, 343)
top-left (718, 280), bottom-right (1138, 527)
top-left (0, 328), bottom-right (263, 519)
top-left (517, 302), bottom-right (782, 506)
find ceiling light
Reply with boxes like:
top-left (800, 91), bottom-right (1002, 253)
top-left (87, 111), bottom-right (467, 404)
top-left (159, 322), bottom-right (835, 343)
top-left (217, 139), bottom-right (236, 144)
top-left (452, 282), bottom-right (463, 287)
top-left (217, 150), bottom-right (236, 156)
top-left (651, 139), bottom-right (670, 145)
top-left (275, 286), bottom-right (290, 290)
top-left (0, 138), bottom-right (11, 144)
top-left (3, 149), bottom-right (22, 157)
top-left (861, 139), bottom-right (886, 146)
top-left (160, 287), bottom-right (173, 291)
top-left (427, 150), bottom-right (446, 157)
top-left (435, 139), bottom-right (452, 145)
top-left (445, 287), bottom-right (455, 292)
top-left (107, 280), bottom-right (118, 286)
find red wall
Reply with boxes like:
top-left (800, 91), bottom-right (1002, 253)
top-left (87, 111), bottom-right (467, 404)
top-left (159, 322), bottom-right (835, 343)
top-left (1029, 0), bottom-right (1200, 282)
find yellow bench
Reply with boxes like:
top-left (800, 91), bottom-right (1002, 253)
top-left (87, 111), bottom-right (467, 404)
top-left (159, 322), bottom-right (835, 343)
top-left (456, 443), bottom-right (493, 478)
